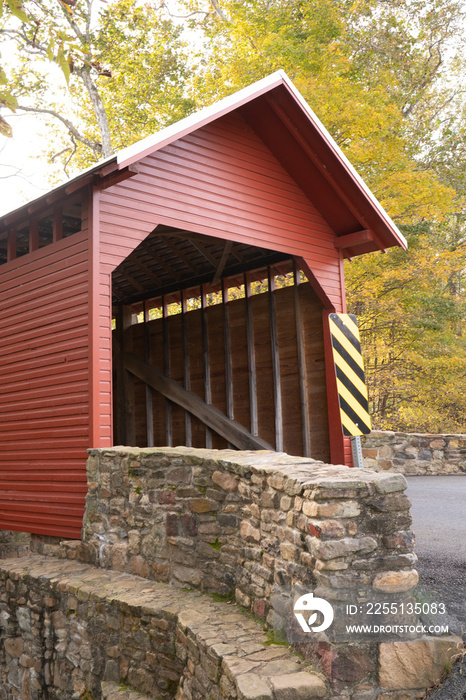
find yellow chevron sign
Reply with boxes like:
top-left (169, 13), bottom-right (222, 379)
top-left (329, 313), bottom-right (372, 437)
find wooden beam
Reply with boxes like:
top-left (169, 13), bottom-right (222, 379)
top-left (222, 280), bottom-right (234, 422)
top-left (212, 241), bottom-right (233, 285)
top-left (334, 230), bottom-right (374, 250)
top-left (53, 207), bottom-right (63, 243)
top-left (116, 305), bottom-right (136, 445)
top-left (29, 219), bottom-right (39, 252)
top-left (163, 296), bottom-right (173, 447)
top-left (295, 256), bottom-right (336, 312)
top-left (7, 228), bottom-right (16, 262)
top-left (268, 269), bottom-right (283, 451)
top-left (244, 274), bottom-right (258, 437)
top-left (201, 285), bottom-right (212, 448)
top-left (95, 164), bottom-right (140, 191)
top-left (125, 352), bottom-right (274, 451)
top-left (182, 290), bottom-right (192, 447)
top-left (65, 174), bottom-right (95, 196)
top-left (144, 301), bottom-right (154, 447)
top-left (293, 262), bottom-right (311, 457)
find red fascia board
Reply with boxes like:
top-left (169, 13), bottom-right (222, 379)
top-left (260, 83), bottom-right (406, 252)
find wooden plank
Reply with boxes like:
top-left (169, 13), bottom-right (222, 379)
top-left (244, 274), bottom-right (258, 436)
top-left (222, 281), bottom-right (234, 449)
top-left (293, 262), bottom-right (311, 457)
top-left (222, 281), bottom-right (234, 421)
top-left (29, 219), bottom-right (39, 252)
top-left (116, 305), bottom-right (136, 445)
top-left (268, 269), bottom-right (283, 451)
top-left (124, 352), bottom-right (274, 451)
top-left (7, 228), bottom-right (16, 262)
top-left (163, 296), bottom-right (172, 446)
top-left (144, 301), bottom-right (154, 447)
top-left (334, 229), bottom-right (374, 250)
top-left (182, 290), bottom-right (192, 446)
top-left (53, 207), bottom-right (63, 243)
top-left (201, 285), bottom-right (212, 448)
top-left (212, 241), bottom-right (233, 285)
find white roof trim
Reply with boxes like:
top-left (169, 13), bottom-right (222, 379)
top-left (2, 70), bottom-right (406, 250)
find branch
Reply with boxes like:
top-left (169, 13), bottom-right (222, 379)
top-left (75, 66), bottom-right (113, 157)
top-left (210, 0), bottom-right (229, 22)
top-left (15, 103), bottom-right (102, 156)
top-left (160, 0), bottom-right (209, 19)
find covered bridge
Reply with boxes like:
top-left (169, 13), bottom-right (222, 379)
top-left (0, 72), bottom-right (406, 539)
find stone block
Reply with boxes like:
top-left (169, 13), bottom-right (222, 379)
top-left (236, 673), bottom-right (273, 699)
top-left (311, 536), bottom-right (377, 560)
top-left (240, 521), bottom-right (261, 542)
top-left (270, 672), bottom-right (327, 699)
top-left (189, 498), bottom-right (219, 513)
top-left (379, 636), bottom-right (463, 689)
top-left (212, 471), bottom-right (239, 492)
top-left (372, 569), bottom-right (418, 592)
top-left (4, 637), bottom-right (23, 658)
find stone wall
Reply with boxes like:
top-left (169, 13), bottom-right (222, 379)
top-left (362, 432), bottom-right (466, 475)
top-left (0, 447), bottom-right (462, 700)
top-left (80, 447), bottom-right (417, 621)
top-left (0, 554), bottom-right (328, 700)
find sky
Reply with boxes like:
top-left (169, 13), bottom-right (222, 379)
top-left (0, 113), bottom-right (54, 216)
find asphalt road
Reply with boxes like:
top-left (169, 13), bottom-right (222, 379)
top-left (406, 476), bottom-right (466, 587)
top-left (406, 475), bottom-right (465, 635)
top-left (406, 476), bottom-right (466, 699)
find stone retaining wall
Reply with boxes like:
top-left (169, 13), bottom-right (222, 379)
top-left (0, 554), bottom-right (327, 700)
top-left (80, 447), bottom-right (417, 623)
top-left (0, 447), bottom-right (463, 700)
top-left (362, 432), bottom-right (466, 475)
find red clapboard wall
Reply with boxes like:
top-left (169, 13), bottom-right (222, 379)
top-left (0, 230), bottom-right (90, 538)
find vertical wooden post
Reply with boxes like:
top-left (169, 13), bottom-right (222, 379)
top-left (268, 268), bottom-right (283, 451)
top-left (222, 280), bottom-right (234, 421)
top-left (53, 207), bottom-right (63, 243)
top-left (29, 219), bottom-right (39, 251)
top-left (162, 296), bottom-right (173, 447)
top-left (244, 273), bottom-right (258, 437)
top-left (293, 261), bottom-right (311, 457)
top-left (116, 304), bottom-right (136, 445)
top-left (144, 300), bottom-right (154, 447)
top-left (182, 290), bottom-right (192, 447)
top-left (7, 228), bottom-right (16, 262)
top-left (222, 280), bottom-right (234, 449)
top-left (201, 285), bottom-right (212, 448)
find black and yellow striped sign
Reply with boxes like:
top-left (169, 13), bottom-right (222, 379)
top-left (329, 313), bottom-right (371, 437)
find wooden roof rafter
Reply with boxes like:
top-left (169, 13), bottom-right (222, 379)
top-left (111, 225), bottom-right (291, 306)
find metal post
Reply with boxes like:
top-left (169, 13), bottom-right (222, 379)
top-left (351, 435), bottom-right (364, 469)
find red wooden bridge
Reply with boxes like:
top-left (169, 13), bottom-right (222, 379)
top-left (0, 72), bottom-right (406, 538)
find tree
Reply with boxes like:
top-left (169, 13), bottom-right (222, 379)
top-left (180, 0), bottom-right (466, 431)
top-left (1, 0), bottom-right (197, 172)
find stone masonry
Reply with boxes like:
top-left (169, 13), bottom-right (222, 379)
top-left (0, 554), bottom-right (327, 700)
top-left (0, 447), bottom-right (462, 700)
top-left (362, 432), bottom-right (466, 475)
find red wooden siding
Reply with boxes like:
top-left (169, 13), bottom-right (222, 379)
top-left (0, 230), bottom-right (90, 538)
top-left (100, 113), bottom-right (345, 305)
top-left (97, 111), bottom-right (346, 459)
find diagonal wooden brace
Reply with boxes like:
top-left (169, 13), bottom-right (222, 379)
top-left (124, 352), bottom-right (275, 452)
